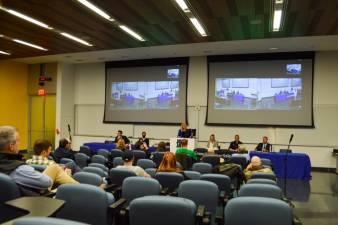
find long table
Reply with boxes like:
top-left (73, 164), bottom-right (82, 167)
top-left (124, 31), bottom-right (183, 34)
top-left (249, 151), bottom-right (311, 181)
top-left (84, 142), bottom-right (156, 154)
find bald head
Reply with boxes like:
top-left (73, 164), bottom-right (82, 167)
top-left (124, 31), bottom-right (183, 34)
top-left (251, 156), bottom-right (262, 167)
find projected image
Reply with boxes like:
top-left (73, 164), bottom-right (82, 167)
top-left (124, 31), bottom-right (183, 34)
top-left (167, 69), bottom-right (179, 78)
top-left (214, 78), bottom-right (302, 110)
top-left (287, 64), bottom-right (301, 74)
top-left (111, 81), bottom-right (179, 110)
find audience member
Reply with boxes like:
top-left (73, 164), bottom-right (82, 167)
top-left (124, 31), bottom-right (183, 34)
top-left (175, 139), bottom-right (198, 161)
top-left (207, 134), bottom-right (218, 153)
top-left (54, 138), bottom-right (75, 162)
top-left (255, 136), bottom-right (272, 152)
top-left (116, 151), bottom-right (150, 177)
top-left (228, 134), bottom-right (243, 152)
top-left (116, 139), bottom-right (126, 151)
top-left (138, 131), bottom-right (149, 147)
top-left (114, 130), bottom-right (130, 144)
top-left (244, 156), bottom-right (273, 180)
top-left (157, 141), bottom-right (167, 152)
top-left (157, 152), bottom-right (182, 173)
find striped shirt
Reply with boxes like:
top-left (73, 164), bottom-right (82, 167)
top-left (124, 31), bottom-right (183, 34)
top-left (26, 155), bottom-right (55, 166)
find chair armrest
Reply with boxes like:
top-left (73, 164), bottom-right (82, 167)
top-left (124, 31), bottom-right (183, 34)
top-left (104, 183), bottom-right (118, 192)
top-left (215, 206), bottom-right (224, 224)
top-left (196, 205), bottom-right (205, 219)
top-left (110, 198), bottom-right (126, 210)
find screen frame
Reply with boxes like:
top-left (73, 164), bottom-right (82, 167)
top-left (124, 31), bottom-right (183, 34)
top-left (205, 51), bottom-right (315, 128)
top-left (104, 57), bottom-right (189, 125)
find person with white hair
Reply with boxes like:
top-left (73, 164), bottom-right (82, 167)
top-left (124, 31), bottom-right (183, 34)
top-left (244, 156), bottom-right (273, 180)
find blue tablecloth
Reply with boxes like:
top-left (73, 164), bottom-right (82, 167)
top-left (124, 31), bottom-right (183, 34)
top-left (249, 151), bottom-right (311, 181)
top-left (84, 142), bottom-right (157, 154)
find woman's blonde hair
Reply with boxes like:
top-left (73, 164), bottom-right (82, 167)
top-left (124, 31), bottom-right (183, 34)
top-left (116, 139), bottom-right (126, 151)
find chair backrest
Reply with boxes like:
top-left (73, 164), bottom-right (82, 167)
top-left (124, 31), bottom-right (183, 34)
top-left (182, 171), bottom-right (201, 180)
top-left (192, 162), bottom-right (212, 174)
top-left (91, 155), bottom-right (107, 165)
top-left (110, 149), bottom-right (124, 159)
top-left (176, 154), bottom-right (193, 170)
top-left (144, 168), bottom-right (156, 178)
top-left (229, 155), bottom-right (247, 169)
top-left (155, 172), bottom-right (184, 192)
top-left (13, 217), bottom-right (89, 225)
top-left (97, 149), bottom-right (110, 158)
top-left (112, 157), bottom-right (124, 167)
top-left (137, 159), bottom-right (155, 169)
top-left (129, 196), bottom-right (196, 225)
top-left (178, 180), bottom-right (219, 219)
top-left (224, 197), bottom-right (293, 225)
top-left (88, 163), bottom-right (108, 172)
top-left (202, 155), bottom-right (221, 167)
top-left (83, 167), bottom-right (107, 178)
top-left (60, 158), bottom-right (75, 165)
top-left (280, 149), bottom-right (292, 153)
top-left (79, 146), bottom-right (92, 157)
top-left (261, 158), bottom-right (272, 167)
top-left (73, 172), bottom-right (102, 186)
top-left (152, 152), bottom-right (164, 167)
top-left (238, 183), bottom-right (282, 199)
top-left (55, 184), bottom-right (114, 225)
top-left (0, 173), bottom-right (20, 203)
top-left (74, 153), bottom-right (89, 169)
top-left (122, 177), bottom-right (161, 204)
top-left (132, 150), bottom-right (146, 164)
top-left (201, 173), bottom-right (231, 195)
top-left (247, 178), bottom-right (277, 186)
top-left (194, 148), bottom-right (208, 154)
top-left (251, 172), bottom-right (276, 181)
top-left (30, 164), bottom-right (46, 172)
top-left (109, 168), bottom-right (137, 186)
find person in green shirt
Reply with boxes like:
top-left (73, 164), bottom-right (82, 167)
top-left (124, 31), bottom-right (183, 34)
top-left (175, 139), bottom-right (198, 161)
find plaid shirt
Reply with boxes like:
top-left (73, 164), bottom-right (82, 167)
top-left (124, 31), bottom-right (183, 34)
top-left (26, 155), bottom-right (55, 166)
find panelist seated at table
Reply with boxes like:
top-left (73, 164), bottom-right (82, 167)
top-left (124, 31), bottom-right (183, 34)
top-left (255, 136), bottom-right (272, 152)
top-left (177, 122), bottom-right (191, 138)
top-left (207, 134), bottom-right (219, 153)
top-left (244, 156), bottom-right (273, 181)
top-left (114, 130), bottom-right (130, 144)
top-left (228, 134), bottom-right (244, 152)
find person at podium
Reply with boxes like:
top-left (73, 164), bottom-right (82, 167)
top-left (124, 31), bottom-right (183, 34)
top-left (177, 122), bottom-right (191, 138)
top-left (255, 136), bottom-right (272, 152)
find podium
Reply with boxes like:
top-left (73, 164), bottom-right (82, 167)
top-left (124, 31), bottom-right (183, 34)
top-left (169, 138), bottom-right (197, 153)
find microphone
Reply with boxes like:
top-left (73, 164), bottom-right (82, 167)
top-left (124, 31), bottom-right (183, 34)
top-left (289, 134), bottom-right (294, 144)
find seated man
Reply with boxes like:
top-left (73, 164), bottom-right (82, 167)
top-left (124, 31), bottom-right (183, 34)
top-left (175, 139), bottom-right (198, 161)
top-left (244, 156), bottom-right (273, 181)
top-left (228, 134), bottom-right (243, 152)
top-left (0, 126), bottom-right (52, 193)
top-left (116, 151), bottom-right (150, 177)
top-left (114, 130), bottom-right (130, 144)
top-left (255, 136), bottom-right (272, 152)
top-left (53, 138), bottom-right (75, 163)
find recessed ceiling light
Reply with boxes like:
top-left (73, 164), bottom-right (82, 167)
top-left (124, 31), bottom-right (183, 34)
top-left (190, 18), bottom-right (207, 37)
top-left (119, 25), bottom-right (145, 41)
top-left (13, 39), bottom-right (48, 51)
top-left (76, 0), bottom-right (114, 21)
top-left (175, 0), bottom-right (190, 13)
top-left (0, 50), bottom-right (11, 55)
top-left (60, 32), bottom-right (93, 46)
top-left (269, 47), bottom-right (279, 50)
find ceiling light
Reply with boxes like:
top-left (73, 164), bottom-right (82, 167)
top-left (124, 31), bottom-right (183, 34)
top-left (76, 0), bottom-right (114, 21)
top-left (13, 39), bottom-right (48, 51)
top-left (269, 47), bottom-right (279, 50)
top-left (119, 25), bottom-right (145, 41)
top-left (189, 18), bottom-right (207, 36)
top-left (175, 0), bottom-right (190, 13)
top-left (273, 10), bottom-right (282, 31)
top-left (0, 50), bottom-right (10, 55)
top-left (3, 8), bottom-right (53, 29)
top-left (60, 32), bottom-right (93, 46)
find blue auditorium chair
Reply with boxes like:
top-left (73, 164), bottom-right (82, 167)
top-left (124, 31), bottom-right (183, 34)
top-left (192, 162), bottom-right (212, 174)
top-left (183, 171), bottom-right (201, 180)
top-left (74, 153), bottom-right (90, 169)
top-left (91, 155), bottom-right (107, 165)
top-left (202, 155), bottom-right (221, 168)
top-left (88, 163), bottom-right (109, 173)
top-left (155, 172), bottom-right (184, 194)
top-left (97, 149), bottom-right (110, 159)
top-left (224, 197), bottom-right (293, 225)
top-left (112, 157), bottom-right (124, 167)
top-left (79, 145), bottom-right (92, 157)
top-left (238, 183), bottom-right (282, 199)
top-left (201, 174), bottom-right (232, 198)
top-left (73, 172), bottom-right (103, 186)
top-left (137, 159), bottom-right (156, 169)
top-left (83, 166), bottom-right (108, 178)
top-left (13, 217), bottom-right (89, 225)
top-left (251, 172), bottom-right (276, 181)
top-left (247, 178), bottom-right (277, 186)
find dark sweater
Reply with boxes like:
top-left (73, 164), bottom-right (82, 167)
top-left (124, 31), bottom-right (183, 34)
top-left (0, 152), bottom-right (25, 175)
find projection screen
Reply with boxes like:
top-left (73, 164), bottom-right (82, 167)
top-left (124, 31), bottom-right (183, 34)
top-left (104, 58), bottom-right (188, 124)
top-left (206, 52), bottom-right (314, 127)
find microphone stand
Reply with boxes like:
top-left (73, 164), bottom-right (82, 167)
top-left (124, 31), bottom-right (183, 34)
top-left (284, 138), bottom-right (293, 206)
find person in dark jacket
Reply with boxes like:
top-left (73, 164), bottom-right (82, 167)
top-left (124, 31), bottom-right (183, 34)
top-left (53, 138), bottom-right (75, 162)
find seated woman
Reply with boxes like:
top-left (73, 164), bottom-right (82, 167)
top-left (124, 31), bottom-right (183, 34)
top-left (157, 152), bottom-right (182, 173)
top-left (207, 134), bottom-right (218, 153)
top-left (244, 156), bottom-right (273, 181)
top-left (116, 139), bottom-right (127, 151)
